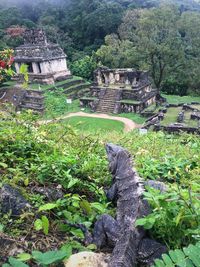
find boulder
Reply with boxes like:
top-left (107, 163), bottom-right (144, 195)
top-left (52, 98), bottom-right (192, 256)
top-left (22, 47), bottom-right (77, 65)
top-left (64, 252), bottom-right (109, 267)
top-left (0, 184), bottom-right (31, 216)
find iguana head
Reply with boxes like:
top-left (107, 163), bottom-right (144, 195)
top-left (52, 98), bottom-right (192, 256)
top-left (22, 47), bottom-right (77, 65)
top-left (106, 143), bottom-right (124, 163)
top-left (106, 143), bottom-right (125, 175)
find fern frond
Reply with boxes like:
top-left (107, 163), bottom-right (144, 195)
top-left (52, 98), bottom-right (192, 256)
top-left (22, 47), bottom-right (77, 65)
top-left (151, 242), bottom-right (200, 267)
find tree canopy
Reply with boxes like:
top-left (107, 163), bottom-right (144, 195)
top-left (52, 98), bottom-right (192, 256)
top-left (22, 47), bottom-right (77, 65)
top-left (1, 0), bottom-right (200, 94)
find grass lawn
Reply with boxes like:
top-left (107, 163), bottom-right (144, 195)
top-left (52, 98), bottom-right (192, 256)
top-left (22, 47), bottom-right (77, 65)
top-left (116, 113), bottom-right (146, 124)
top-left (161, 107), bottom-right (182, 126)
top-left (162, 94), bottom-right (200, 104)
top-left (161, 107), bottom-right (198, 127)
top-left (63, 116), bottom-right (124, 133)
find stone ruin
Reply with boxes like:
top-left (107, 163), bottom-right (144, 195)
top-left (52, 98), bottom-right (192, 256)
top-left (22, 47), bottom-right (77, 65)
top-left (14, 29), bottom-right (71, 85)
top-left (144, 102), bottom-right (200, 135)
top-left (80, 67), bottom-right (157, 114)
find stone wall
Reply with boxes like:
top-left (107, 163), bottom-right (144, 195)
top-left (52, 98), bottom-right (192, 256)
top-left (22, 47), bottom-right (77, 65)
top-left (80, 98), bottom-right (99, 112)
top-left (122, 87), bottom-right (156, 101)
top-left (154, 124), bottom-right (200, 134)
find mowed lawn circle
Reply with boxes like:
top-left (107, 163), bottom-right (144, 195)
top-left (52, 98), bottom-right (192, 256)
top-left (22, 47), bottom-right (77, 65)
top-left (64, 116), bottom-right (124, 132)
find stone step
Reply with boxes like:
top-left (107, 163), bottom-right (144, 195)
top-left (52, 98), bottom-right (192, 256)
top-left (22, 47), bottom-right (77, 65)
top-left (97, 104), bottom-right (116, 108)
top-left (22, 100), bottom-right (44, 106)
top-left (25, 95), bottom-right (44, 100)
top-left (64, 83), bottom-right (90, 95)
top-left (99, 100), bottom-right (116, 103)
top-left (19, 104), bottom-right (44, 111)
top-left (98, 102), bottom-right (115, 105)
top-left (99, 105), bottom-right (115, 109)
top-left (95, 88), bottom-right (118, 114)
top-left (20, 102), bottom-right (44, 108)
top-left (47, 79), bottom-right (83, 91)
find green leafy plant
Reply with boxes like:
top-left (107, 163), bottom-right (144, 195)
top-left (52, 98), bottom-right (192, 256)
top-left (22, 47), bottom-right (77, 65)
top-left (136, 185), bottom-right (200, 249)
top-left (34, 215), bottom-right (49, 235)
top-left (151, 242), bottom-right (200, 267)
top-left (19, 64), bottom-right (29, 88)
top-left (3, 249), bottom-right (71, 267)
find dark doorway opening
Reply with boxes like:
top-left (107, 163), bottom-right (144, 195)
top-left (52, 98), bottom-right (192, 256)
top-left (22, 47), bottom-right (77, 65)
top-left (27, 62), bottom-right (33, 73)
top-left (37, 62), bottom-right (42, 73)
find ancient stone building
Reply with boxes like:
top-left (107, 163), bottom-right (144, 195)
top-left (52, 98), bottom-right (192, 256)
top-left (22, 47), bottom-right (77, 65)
top-left (80, 67), bottom-right (157, 114)
top-left (14, 29), bottom-right (71, 84)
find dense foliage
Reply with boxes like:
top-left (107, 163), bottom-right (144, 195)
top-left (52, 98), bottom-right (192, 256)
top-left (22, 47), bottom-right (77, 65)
top-left (0, 109), bottom-right (199, 261)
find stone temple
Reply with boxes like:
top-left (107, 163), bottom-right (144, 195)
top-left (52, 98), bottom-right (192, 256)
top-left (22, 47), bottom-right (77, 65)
top-left (80, 67), bottom-right (157, 114)
top-left (14, 29), bottom-right (71, 84)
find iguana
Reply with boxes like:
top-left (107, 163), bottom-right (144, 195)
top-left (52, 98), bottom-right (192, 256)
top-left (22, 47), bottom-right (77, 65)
top-left (68, 144), bottom-right (167, 266)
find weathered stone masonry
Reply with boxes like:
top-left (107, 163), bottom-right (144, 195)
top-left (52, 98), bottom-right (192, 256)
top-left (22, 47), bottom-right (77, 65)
top-left (14, 29), bottom-right (71, 85)
top-left (81, 67), bottom-right (157, 114)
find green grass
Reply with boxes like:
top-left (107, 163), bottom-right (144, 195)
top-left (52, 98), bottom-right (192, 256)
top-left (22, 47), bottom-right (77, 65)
top-left (63, 116), bottom-right (124, 133)
top-left (161, 107), bottom-right (182, 126)
top-left (30, 76), bottom-right (84, 91)
top-left (162, 94), bottom-right (200, 104)
top-left (190, 104), bottom-right (200, 110)
top-left (161, 107), bottom-right (198, 127)
top-left (116, 112), bottom-right (146, 124)
top-left (44, 96), bottom-right (84, 119)
top-left (184, 110), bottom-right (198, 127)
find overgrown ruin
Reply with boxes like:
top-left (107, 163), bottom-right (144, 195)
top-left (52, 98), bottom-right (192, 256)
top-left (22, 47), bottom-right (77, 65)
top-left (14, 29), bottom-right (71, 85)
top-left (80, 67), bottom-right (157, 114)
top-left (144, 102), bottom-right (200, 134)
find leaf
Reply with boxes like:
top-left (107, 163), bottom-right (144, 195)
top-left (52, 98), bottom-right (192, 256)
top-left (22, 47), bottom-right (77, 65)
top-left (169, 250), bottom-right (178, 263)
top-left (154, 258), bottom-right (166, 267)
top-left (41, 216), bottom-right (49, 235)
top-left (162, 254), bottom-right (174, 267)
top-left (184, 244), bottom-right (200, 267)
top-left (174, 249), bottom-right (187, 266)
top-left (8, 257), bottom-right (29, 267)
top-left (2, 264), bottom-right (11, 267)
top-left (67, 178), bottom-right (79, 189)
top-left (70, 228), bottom-right (84, 239)
top-left (86, 244), bottom-right (97, 250)
top-left (0, 162), bottom-right (8, 168)
top-left (135, 218), bottom-right (147, 226)
top-left (32, 250), bottom-right (68, 265)
top-left (17, 253), bottom-right (32, 261)
top-left (80, 200), bottom-right (92, 215)
top-left (39, 203), bottom-right (57, 211)
top-left (24, 178), bottom-right (29, 187)
top-left (34, 219), bottom-right (43, 231)
top-left (91, 202), bottom-right (105, 213)
top-left (175, 209), bottom-right (184, 226)
top-left (61, 243), bottom-right (72, 258)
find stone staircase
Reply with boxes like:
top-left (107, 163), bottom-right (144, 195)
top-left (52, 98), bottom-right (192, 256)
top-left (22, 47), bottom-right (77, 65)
top-left (96, 89), bottom-right (118, 113)
top-left (18, 90), bottom-right (45, 113)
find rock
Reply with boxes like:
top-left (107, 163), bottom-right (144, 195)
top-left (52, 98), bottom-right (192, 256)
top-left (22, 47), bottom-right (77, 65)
top-left (145, 180), bottom-right (168, 193)
top-left (0, 184), bottom-right (31, 216)
top-left (33, 186), bottom-right (64, 201)
top-left (64, 252), bottom-right (109, 267)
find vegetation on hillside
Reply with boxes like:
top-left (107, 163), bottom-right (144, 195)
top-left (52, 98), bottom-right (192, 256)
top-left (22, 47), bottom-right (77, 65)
top-left (0, 108), bottom-right (199, 265)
